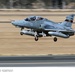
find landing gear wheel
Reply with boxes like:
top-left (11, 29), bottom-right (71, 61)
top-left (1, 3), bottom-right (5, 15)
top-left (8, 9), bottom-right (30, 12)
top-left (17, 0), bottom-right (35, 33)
top-left (35, 36), bottom-right (38, 41)
top-left (20, 32), bottom-right (23, 35)
top-left (54, 37), bottom-right (57, 42)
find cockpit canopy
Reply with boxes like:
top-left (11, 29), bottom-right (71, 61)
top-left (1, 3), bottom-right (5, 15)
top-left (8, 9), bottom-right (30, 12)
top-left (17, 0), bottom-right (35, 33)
top-left (25, 16), bottom-right (44, 21)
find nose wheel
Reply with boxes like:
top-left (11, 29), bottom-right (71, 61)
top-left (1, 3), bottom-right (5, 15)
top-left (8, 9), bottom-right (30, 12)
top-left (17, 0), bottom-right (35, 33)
top-left (53, 37), bottom-right (57, 42)
top-left (20, 32), bottom-right (23, 35)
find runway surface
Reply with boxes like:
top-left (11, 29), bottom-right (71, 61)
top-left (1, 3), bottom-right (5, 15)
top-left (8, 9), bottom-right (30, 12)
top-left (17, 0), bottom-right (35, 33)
top-left (0, 55), bottom-right (75, 67)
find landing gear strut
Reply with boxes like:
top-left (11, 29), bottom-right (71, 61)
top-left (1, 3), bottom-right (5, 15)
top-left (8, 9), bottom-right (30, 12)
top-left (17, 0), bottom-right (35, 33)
top-left (34, 32), bottom-right (39, 41)
top-left (21, 27), bottom-right (24, 30)
top-left (53, 37), bottom-right (57, 42)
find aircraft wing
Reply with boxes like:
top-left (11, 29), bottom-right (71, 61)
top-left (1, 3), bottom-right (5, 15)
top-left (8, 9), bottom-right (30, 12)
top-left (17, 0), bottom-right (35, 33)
top-left (44, 29), bottom-right (75, 33)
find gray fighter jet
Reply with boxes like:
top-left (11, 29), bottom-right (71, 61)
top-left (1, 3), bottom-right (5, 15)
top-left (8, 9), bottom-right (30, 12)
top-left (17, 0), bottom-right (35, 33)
top-left (11, 14), bottom-right (75, 42)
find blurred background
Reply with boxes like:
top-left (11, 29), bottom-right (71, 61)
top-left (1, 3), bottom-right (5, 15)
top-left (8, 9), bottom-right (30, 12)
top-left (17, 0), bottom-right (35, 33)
top-left (0, 0), bottom-right (75, 9)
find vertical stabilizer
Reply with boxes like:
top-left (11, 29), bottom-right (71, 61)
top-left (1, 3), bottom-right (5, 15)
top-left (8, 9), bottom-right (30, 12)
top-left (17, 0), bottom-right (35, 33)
top-left (60, 14), bottom-right (74, 27)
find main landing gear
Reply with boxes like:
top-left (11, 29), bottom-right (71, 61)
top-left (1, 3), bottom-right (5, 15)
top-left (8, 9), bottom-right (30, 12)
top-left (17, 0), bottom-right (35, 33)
top-left (53, 37), bottom-right (57, 42)
top-left (35, 35), bottom-right (38, 41)
top-left (34, 32), bottom-right (39, 41)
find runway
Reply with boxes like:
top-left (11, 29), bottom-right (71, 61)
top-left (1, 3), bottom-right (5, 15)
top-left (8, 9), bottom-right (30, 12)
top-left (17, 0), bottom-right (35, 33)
top-left (0, 55), bottom-right (75, 67)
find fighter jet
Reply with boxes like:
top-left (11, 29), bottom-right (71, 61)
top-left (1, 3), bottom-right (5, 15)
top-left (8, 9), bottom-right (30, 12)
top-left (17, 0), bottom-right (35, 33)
top-left (11, 14), bottom-right (75, 42)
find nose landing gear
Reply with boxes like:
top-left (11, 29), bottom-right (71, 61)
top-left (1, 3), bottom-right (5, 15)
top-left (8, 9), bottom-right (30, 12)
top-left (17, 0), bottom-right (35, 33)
top-left (21, 27), bottom-right (24, 30)
top-left (20, 32), bottom-right (24, 35)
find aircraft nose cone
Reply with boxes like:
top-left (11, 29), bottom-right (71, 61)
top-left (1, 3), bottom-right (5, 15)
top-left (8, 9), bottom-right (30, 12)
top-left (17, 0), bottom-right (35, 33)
top-left (11, 20), bottom-right (16, 25)
top-left (11, 20), bottom-right (28, 27)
